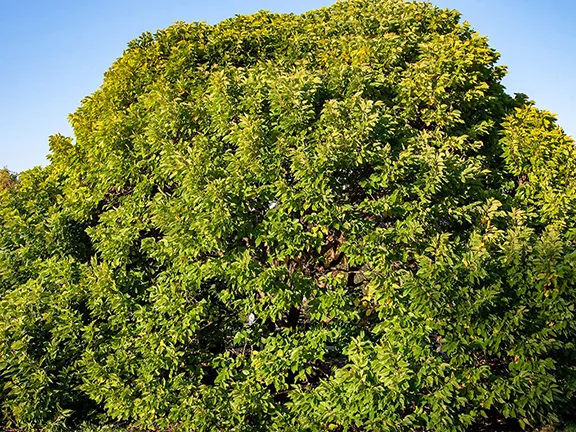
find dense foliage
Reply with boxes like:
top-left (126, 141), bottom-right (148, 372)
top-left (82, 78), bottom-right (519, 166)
top-left (1, 0), bottom-right (575, 430)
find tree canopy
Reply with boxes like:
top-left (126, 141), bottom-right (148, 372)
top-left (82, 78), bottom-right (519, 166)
top-left (1, 0), bottom-right (575, 430)
top-left (0, 168), bottom-right (17, 191)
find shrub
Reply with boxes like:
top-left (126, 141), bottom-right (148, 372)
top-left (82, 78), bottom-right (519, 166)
top-left (1, 0), bottom-right (575, 430)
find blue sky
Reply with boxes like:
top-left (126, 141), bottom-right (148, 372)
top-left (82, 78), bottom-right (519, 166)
top-left (1, 0), bottom-right (574, 173)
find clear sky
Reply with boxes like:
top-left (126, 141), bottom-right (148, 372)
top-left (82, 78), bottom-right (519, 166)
top-left (1, 0), bottom-right (574, 173)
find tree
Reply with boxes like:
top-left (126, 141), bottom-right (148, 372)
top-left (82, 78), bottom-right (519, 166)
top-left (0, 0), bottom-right (575, 430)
top-left (0, 168), bottom-right (17, 191)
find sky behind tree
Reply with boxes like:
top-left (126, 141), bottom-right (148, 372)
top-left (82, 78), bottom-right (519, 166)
top-left (1, 0), bottom-right (574, 172)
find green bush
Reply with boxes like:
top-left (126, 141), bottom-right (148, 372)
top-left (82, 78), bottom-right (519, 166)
top-left (1, 0), bottom-right (575, 430)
